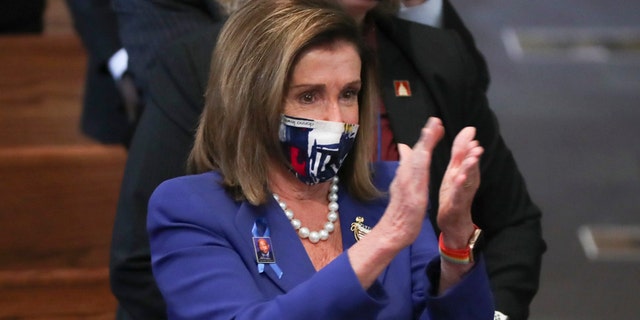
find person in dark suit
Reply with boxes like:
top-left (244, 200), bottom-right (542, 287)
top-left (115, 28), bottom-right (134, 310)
top-left (66, 0), bottom-right (135, 146)
top-left (110, 1), bottom-right (546, 319)
top-left (111, 0), bottom-right (223, 111)
top-left (148, 2), bottom-right (492, 318)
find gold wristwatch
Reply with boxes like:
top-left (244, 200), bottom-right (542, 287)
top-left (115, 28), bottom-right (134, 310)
top-left (468, 227), bottom-right (483, 263)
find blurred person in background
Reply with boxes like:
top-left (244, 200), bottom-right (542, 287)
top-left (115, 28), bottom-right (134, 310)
top-left (66, 0), bottom-right (137, 147)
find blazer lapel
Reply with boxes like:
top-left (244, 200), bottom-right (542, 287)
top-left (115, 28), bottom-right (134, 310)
top-left (233, 170), bottom-right (399, 291)
top-left (234, 198), bottom-right (316, 293)
top-left (337, 183), bottom-right (393, 285)
top-left (338, 187), bottom-right (386, 250)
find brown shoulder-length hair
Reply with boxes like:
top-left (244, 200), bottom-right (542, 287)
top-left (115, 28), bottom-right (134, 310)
top-left (188, 0), bottom-right (380, 205)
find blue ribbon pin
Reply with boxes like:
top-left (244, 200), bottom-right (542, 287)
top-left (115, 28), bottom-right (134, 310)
top-left (251, 218), bottom-right (283, 278)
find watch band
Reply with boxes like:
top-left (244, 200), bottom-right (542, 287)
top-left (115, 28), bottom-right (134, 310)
top-left (438, 224), bottom-right (482, 264)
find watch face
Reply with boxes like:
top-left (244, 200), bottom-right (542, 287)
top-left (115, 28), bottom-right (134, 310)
top-left (469, 228), bottom-right (483, 249)
top-left (469, 228), bottom-right (483, 262)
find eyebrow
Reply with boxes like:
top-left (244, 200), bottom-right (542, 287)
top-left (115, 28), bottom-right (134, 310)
top-left (288, 80), bottom-right (361, 90)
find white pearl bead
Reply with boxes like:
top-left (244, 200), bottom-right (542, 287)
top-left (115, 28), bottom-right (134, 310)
top-left (308, 231), bottom-right (320, 243)
top-left (298, 227), bottom-right (310, 238)
top-left (324, 221), bottom-right (335, 233)
top-left (273, 178), bottom-right (339, 243)
top-left (284, 209), bottom-right (294, 220)
top-left (327, 211), bottom-right (338, 222)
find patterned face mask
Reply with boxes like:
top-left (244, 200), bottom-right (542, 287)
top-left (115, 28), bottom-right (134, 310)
top-left (278, 115), bottom-right (359, 185)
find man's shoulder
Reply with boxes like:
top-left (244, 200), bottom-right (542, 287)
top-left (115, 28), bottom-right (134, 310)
top-left (158, 21), bottom-right (225, 66)
top-left (146, 22), bottom-right (226, 130)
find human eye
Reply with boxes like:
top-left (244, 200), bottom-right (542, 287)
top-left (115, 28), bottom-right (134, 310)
top-left (298, 91), bottom-right (316, 104)
top-left (341, 88), bottom-right (359, 103)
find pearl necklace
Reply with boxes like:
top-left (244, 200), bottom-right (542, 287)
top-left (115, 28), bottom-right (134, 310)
top-left (273, 176), bottom-right (339, 244)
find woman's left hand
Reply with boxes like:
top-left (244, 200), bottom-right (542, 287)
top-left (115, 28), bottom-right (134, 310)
top-left (437, 127), bottom-right (483, 249)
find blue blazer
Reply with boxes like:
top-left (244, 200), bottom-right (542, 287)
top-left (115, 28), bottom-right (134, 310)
top-left (148, 162), bottom-right (494, 319)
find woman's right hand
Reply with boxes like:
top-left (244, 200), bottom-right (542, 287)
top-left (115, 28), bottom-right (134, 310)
top-left (380, 117), bottom-right (444, 248)
top-left (347, 117), bottom-right (444, 288)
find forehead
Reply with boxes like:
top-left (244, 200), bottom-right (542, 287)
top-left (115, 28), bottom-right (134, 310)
top-left (291, 40), bottom-right (361, 74)
top-left (303, 38), bottom-right (359, 56)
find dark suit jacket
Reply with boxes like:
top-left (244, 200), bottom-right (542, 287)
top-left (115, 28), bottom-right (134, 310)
top-left (147, 162), bottom-right (494, 319)
top-left (67, 0), bottom-right (131, 144)
top-left (374, 17), bottom-right (546, 320)
top-left (110, 3), bottom-right (545, 320)
top-left (110, 24), bottom-right (221, 320)
top-left (111, 0), bottom-right (222, 97)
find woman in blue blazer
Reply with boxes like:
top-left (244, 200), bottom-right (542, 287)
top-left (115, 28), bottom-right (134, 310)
top-left (148, 0), bottom-right (493, 319)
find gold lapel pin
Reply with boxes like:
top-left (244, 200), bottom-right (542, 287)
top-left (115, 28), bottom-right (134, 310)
top-left (350, 216), bottom-right (371, 242)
